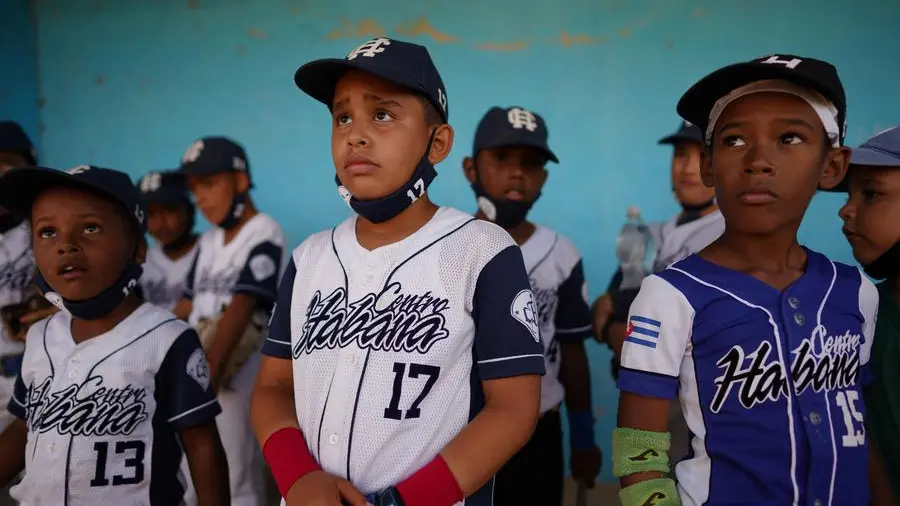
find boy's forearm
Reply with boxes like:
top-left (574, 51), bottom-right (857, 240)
top-left (250, 382), bottom-right (301, 445)
top-left (0, 419), bottom-right (27, 487)
top-left (183, 424), bottom-right (231, 506)
top-left (206, 297), bottom-right (255, 388)
top-left (439, 384), bottom-right (540, 495)
top-left (560, 341), bottom-right (592, 412)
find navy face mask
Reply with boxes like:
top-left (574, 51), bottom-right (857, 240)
top-left (218, 191), bottom-right (247, 229)
top-left (35, 261), bottom-right (143, 320)
top-left (336, 131), bottom-right (437, 224)
top-left (862, 240), bottom-right (900, 281)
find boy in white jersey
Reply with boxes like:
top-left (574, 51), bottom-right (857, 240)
top-left (0, 165), bottom-right (228, 506)
top-left (174, 136), bottom-right (286, 506)
top-left (463, 105), bottom-right (601, 505)
top-left (136, 170), bottom-right (199, 312)
top-left (0, 121), bottom-right (52, 506)
top-left (252, 38), bottom-right (544, 506)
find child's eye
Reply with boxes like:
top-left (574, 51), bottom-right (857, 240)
top-left (84, 224), bottom-right (101, 234)
top-left (862, 190), bottom-right (881, 201)
top-left (335, 113), bottom-right (351, 126)
top-left (374, 111), bottom-right (393, 122)
top-left (723, 135), bottom-right (746, 147)
top-left (37, 227), bottom-right (55, 239)
top-left (780, 133), bottom-right (803, 145)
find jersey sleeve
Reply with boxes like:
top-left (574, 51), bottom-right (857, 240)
top-left (616, 274), bottom-right (695, 399)
top-left (156, 328), bottom-right (222, 429)
top-left (8, 372), bottom-right (28, 420)
top-left (233, 241), bottom-right (284, 307)
top-left (554, 259), bottom-right (593, 341)
top-left (261, 257), bottom-right (297, 360)
top-left (858, 273), bottom-right (879, 386)
top-left (181, 248), bottom-right (200, 301)
top-left (473, 245), bottom-right (546, 380)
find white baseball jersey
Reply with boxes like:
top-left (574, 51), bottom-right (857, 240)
top-left (649, 210), bottom-right (725, 272)
top-left (138, 243), bottom-right (198, 313)
top-left (520, 226), bottom-right (593, 414)
top-left (184, 213), bottom-right (285, 326)
top-left (8, 302), bottom-right (221, 506)
top-left (262, 207), bottom-right (545, 502)
top-left (0, 221), bottom-right (36, 431)
top-left (618, 249), bottom-right (877, 506)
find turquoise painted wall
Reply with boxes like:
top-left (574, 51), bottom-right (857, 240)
top-left (0, 0), bottom-right (41, 155)
top-left (29, 0), bottom-right (900, 482)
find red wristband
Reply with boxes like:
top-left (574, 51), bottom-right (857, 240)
top-left (262, 428), bottom-right (321, 498)
top-left (396, 455), bottom-right (464, 506)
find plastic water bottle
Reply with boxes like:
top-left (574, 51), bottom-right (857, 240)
top-left (616, 206), bottom-right (655, 290)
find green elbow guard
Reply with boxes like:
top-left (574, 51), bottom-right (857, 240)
top-left (619, 478), bottom-right (681, 506)
top-left (612, 427), bottom-right (671, 477)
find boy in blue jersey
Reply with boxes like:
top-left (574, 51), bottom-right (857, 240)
top-left (836, 126), bottom-right (900, 505)
top-left (613, 55), bottom-right (878, 506)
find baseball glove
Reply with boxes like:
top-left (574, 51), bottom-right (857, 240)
top-left (195, 310), bottom-right (267, 390)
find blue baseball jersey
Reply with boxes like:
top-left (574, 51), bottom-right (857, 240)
top-left (618, 249), bottom-right (878, 506)
top-left (262, 207), bottom-right (545, 502)
top-left (7, 303), bottom-right (221, 505)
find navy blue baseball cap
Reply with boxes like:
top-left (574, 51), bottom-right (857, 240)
top-left (0, 165), bottom-right (147, 233)
top-left (179, 136), bottom-right (251, 185)
top-left (830, 126), bottom-right (900, 192)
top-left (294, 37), bottom-right (449, 123)
top-left (473, 106), bottom-right (558, 163)
top-left (658, 121), bottom-right (703, 145)
top-left (677, 54), bottom-right (847, 146)
top-left (137, 170), bottom-right (190, 206)
top-left (0, 121), bottom-right (37, 164)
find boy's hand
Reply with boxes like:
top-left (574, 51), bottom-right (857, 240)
top-left (14, 306), bottom-right (59, 341)
top-left (571, 445), bottom-right (602, 487)
top-left (285, 471), bottom-right (372, 506)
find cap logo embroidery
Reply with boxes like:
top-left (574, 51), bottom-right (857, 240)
top-left (759, 55), bottom-right (802, 70)
top-left (233, 156), bottom-right (247, 171)
top-left (67, 165), bottom-right (91, 175)
top-left (139, 172), bottom-right (162, 193)
top-left (507, 107), bottom-right (538, 132)
top-left (437, 88), bottom-right (447, 114)
top-left (182, 140), bottom-right (204, 163)
top-left (347, 38), bottom-right (391, 60)
top-left (134, 204), bottom-right (145, 224)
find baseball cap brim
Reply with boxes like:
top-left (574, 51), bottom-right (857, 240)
top-left (295, 58), bottom-right (431, 114)
top-left (0, 167), bottom-right (136, 224)
top-left (475, 133), bottom-right (559, 163)
top-left (824, 147), bottom-right (900, 193)
top-left (657, 132), bottom-right (702, 145)
top-left (677, 62), bottom-right (840, 134)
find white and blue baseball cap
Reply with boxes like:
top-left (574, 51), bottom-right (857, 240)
top-left (294, 37), bottom-right (449, 123)
top-left (830, 126), bottom-right (900, 192)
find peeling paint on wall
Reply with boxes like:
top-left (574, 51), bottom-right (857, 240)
top-left (247, 27), bottom-right (268, 39)
top-left (326, 18), bottom-right (387, 40)
top-left (395, 16), bottom-right (458, 43)
top-left (475, 41), bottom-right (528, 52)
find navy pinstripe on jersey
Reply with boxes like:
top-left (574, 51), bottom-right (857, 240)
top-left (618, 249), bottom-right (877, 506)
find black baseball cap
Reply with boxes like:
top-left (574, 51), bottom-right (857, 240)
top-left (473, 106), bottom-right (558, 163)
top-left (137, 170), bottom-right (191, 206)
top-left (0, 165), bottom-right (147, 233)
top-left (294, 37), bottom-right (449, 123)
top-left (179, 136), bottom-right (252, 186)
top-left (677, 54), bottom-right (847, 146)
top-left (0, 121), bottom-right (37, 164)
top-left (658, 121), bottom-right (703, 145)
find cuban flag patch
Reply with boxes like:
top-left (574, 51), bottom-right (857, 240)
top-left (625, 315), bottom-right (661, 348)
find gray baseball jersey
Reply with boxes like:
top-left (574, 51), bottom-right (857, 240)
top-left (0, 221), bottom-right (36, 432)
top-left (262, 207), bottom-right (545, 502)
top-left (8, 303), bottom-right (221, 505)
top-left (650, 210), bottom-right (725, 272)
top-left (520, 226), bottom-right (593, 414)
top-left (139, 243), bottom-right (198, 313)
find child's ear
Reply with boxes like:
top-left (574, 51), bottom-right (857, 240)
top-left (462, 156), bottom-right (476, 184)
top-left (134, 236), bottom-right (148, 265)
top-left (235, 172), bottom-right (251, 193)
top-left (428, 124), bottom-right (454, 166)
top-left (819, 146), bottom-right (852, 190)
top-left (700, 146), bottom-right (714, 187)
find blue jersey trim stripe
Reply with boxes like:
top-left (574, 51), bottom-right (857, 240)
top-left (624, 336), bottom-right (657, 348)
top-left (631, 315), bottom-right (661, 326)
